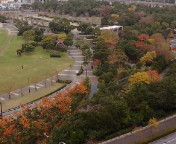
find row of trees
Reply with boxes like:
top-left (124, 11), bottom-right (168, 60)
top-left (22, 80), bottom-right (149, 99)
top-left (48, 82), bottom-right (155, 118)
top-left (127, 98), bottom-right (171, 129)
top-left (32, 0), bottom-right (110, 16)
top-left (14, 19), bottom-right (74, 55)
top-left (0, 82), bottom-right (88, 144)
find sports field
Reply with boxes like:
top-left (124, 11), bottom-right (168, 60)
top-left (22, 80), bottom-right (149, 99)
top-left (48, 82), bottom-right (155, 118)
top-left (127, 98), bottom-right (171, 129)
top-left (0, 29), bottom-right (73, 95)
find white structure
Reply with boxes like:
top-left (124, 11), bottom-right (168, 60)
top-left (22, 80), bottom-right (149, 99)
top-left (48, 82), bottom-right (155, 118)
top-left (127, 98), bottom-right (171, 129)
top-left (0, 22), bottom-right (3, 28)
top-left (100, 25), bottom-right (123, 33)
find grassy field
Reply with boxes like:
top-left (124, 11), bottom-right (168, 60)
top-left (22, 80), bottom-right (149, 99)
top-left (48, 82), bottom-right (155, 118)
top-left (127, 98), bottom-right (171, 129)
top-left (0, 29), bottom-right (73, 95)
top-left (2, 83), bottom-right (65, 111)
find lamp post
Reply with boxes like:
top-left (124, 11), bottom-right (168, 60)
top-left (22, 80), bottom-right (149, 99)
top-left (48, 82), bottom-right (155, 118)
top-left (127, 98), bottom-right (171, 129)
top-left (28, 78), bottom-right (30, 93)
top-left (56, 70), bottom-right (59, 82)
top-left (86, 68), bottom-right (87, 77)
top-left (0, 102), bottom-right (2, 119)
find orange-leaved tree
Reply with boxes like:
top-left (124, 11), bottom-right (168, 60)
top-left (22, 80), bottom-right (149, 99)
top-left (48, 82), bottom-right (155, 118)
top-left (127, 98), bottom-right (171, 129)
top-left (69, 81), bottom-right (88, 95)
top-left (37, 97), bottom-right (53, 110)
top-left (147, 70), bottom-right (160, 82)
top-left (19, 115), bottom-right (30, 129)
top-left (55, 92), bottom-right (72, 113)
top-left (32, 119), bottom-right (48, 137)
top-left (137, 34), bottom-right (149, 41)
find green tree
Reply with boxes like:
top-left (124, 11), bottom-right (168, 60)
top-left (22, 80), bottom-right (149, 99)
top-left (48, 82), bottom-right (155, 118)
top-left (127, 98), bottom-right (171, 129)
top-left (23, 29), bottom-right (35, 42)
top-left (21, 43), bottom-right (35, 53)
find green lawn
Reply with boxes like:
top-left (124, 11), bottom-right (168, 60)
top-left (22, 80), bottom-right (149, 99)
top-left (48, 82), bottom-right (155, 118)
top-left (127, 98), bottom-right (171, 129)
top-left (0, 29), bottom-right (73, 95)
top-left (2, 83), bottom-right (65, 111)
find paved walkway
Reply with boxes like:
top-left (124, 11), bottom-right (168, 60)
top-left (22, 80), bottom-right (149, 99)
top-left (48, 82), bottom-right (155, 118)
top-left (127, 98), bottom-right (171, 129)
top-left (2, 23), bottom-right (18, 35)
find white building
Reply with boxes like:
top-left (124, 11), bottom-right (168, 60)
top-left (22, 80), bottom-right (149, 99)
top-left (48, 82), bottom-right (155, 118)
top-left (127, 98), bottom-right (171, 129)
top-left (100, 25), bottom-right (123, 33)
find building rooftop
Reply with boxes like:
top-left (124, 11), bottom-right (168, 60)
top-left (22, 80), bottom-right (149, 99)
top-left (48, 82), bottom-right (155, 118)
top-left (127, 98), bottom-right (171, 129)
top-left (100, 25), bottom-right (123, 30)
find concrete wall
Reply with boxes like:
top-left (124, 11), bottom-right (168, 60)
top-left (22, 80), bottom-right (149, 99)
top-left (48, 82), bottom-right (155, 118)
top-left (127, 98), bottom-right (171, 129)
top-left (100, 114), bottom-right (176, 144)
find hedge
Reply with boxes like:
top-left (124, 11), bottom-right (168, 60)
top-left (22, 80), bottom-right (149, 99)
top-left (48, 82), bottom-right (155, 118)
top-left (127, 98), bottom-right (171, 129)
top-left (50, 53), bottom-right (61, 58)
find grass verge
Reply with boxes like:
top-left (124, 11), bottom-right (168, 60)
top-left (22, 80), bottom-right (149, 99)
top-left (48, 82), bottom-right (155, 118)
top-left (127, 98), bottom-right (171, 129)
top-left (132, 126), bottom-right (176, 144)
top-left (2, 83), bottom-right (66, 111)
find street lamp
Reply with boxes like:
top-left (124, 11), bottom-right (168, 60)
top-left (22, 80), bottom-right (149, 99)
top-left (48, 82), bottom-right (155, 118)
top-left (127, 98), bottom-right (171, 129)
top-left (0, 102), bottom-right (2, 119)
top-left (28, 78), bottom-right (30, 93)
top-left (85, 68), bottom-right (87, 77)
top-left (56, 70), bottom-right (59, 82)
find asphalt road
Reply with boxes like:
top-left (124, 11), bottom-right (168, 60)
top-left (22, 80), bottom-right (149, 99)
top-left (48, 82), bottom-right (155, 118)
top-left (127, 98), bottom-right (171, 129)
top-left (112, 0), bottom-right (176, 7)
top-left (149, 132), bottom-right (176, 144)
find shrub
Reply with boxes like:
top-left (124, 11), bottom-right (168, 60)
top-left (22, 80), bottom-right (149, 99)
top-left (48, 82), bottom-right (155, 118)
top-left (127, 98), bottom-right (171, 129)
top-left (21, 43), bottom-right (35, 53)
top-left (56, 79), bottom-right (72, 84)
top-left (30, 41), bottom-right (38, 47)
top-left (50, 53), bottom-right (61, 58)
top-left (76, 67), bottom-right (84, 76)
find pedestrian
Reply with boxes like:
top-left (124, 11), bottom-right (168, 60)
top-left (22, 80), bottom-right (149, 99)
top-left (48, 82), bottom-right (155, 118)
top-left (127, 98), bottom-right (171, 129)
top-left (91, 65), bottom-right (93, 70)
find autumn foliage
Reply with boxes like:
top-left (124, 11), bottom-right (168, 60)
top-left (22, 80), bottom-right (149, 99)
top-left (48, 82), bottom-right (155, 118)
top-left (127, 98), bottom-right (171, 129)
top-left (135, 33), bottom-right (174, 63)
top-left (129, 70), bottom-right (160, 84)
top-left (140, 51), bottom-right (157, 64)
top-left (129, 72), bottom-right (151, 84)
top-left (91, 59), bottom-right (101, 66)
top-left (0, 81), bottom-right (88, 144)
top-left (137, 34), bottom-right (149, 41)
top-left (147, 70), bottom-right (160, 82)
top-left (69, 82), bottom-right (88, 95)
top-left (100, 30), bottom-right (119, 46)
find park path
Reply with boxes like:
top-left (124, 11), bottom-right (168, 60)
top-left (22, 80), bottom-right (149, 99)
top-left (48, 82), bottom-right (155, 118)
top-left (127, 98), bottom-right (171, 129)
top-left (0, 27), bottom-right (98, 116)
top-left (2, 23), bottom-right (18, 35)
top-left (0, 23), bottom-right (16, 56)
top-left (0, 34), bottom-right (12, 56)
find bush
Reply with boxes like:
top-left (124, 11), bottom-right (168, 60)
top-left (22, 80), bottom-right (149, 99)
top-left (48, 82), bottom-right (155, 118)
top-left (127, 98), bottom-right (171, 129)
top-left (21, 43), bottom-right (35, 53)
top-left (136, 62), bottom-right (143, 69)
top-left (76, 67), bottom-right (84, 76)
top-left (58, 46), bottom-right (67, 52)
top-left (56, 79), bottom-right (72, 84)
top-left (30, 41), bottom-right (38, 47)
top-left (16, 49), bottom-right (22, 56)
top-left (50, 53), bottom-right (61, 58)
top-left (119, 70), bottom-right (130, 79)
